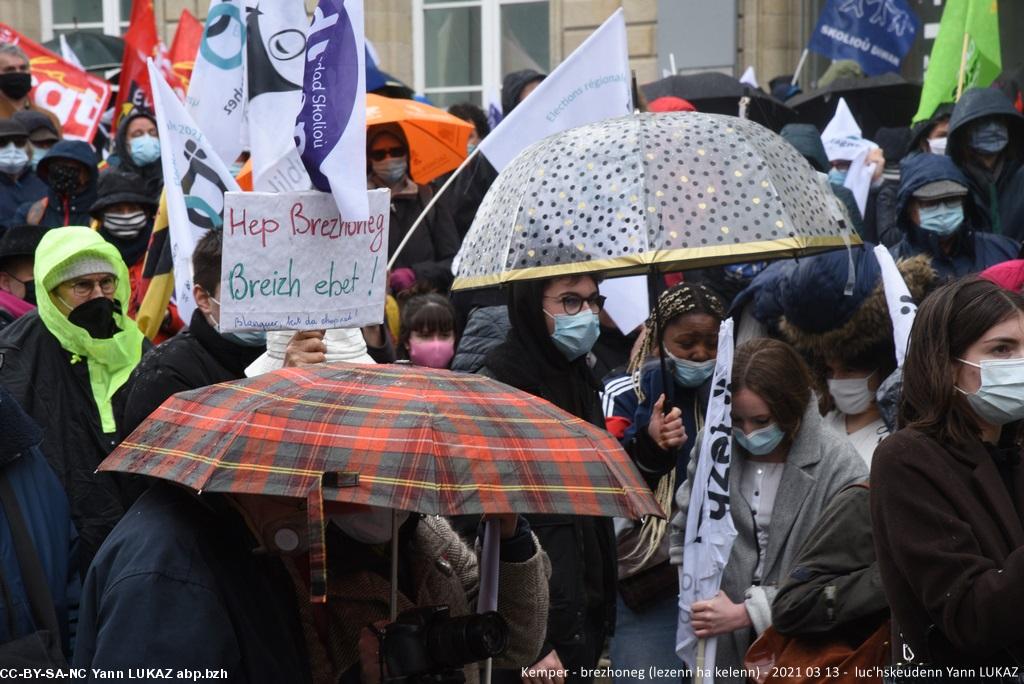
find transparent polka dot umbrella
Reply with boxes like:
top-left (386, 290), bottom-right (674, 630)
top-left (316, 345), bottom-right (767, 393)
top-left (452, 112), bottom-right (860, 290)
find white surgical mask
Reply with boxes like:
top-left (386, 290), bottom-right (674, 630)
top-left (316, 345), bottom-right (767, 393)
top-left (0, 142), bottom-right (29, 176)
top-left (330, 507), bottom-right (409, 545)
top-left (927, 137), bottom-right (948, 156)
top-left (827, 371), bottom-right (876, 416)
top-left (955, 357), bottom-right (1024, 425)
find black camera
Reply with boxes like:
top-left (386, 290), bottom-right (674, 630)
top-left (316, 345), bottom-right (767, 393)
top-left (380, 605), bottom-right (510, 684)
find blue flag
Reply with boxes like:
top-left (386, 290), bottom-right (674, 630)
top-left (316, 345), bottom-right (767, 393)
top-left (808, 0), bottom-right (920, 76)
top-left (295, 0), bottom-right (368, 220)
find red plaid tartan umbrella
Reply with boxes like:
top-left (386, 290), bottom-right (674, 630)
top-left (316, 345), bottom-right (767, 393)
top-left (101, 362), bottom-right (661, 601)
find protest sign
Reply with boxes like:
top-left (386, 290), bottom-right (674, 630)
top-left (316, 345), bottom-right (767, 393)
top-left (0, 24), bottom-right (111, 142)
top-left (219, 188), bottom-right (389, 331)
top-left (807, 0), bottom-right (919, 76)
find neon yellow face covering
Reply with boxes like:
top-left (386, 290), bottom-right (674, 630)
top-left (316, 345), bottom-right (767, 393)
top-left (34, 226), bottom-right (144, 433)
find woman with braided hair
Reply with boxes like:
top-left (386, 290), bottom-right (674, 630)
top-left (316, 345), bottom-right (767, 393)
top-left (604, 282), bottom-right (724, 682)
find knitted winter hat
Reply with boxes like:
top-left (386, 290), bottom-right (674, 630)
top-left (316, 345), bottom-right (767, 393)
top-left (44, 253), bottom-right (117, 291)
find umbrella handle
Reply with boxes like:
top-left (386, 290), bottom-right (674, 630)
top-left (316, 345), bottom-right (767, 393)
top-left (389, 509), bottom-right (400, 622)
top-left (477, 518), bottom-right (500, 614)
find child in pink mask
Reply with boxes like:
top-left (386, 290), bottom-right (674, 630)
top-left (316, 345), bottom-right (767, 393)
top-left (398, 293), bottom-right (457, 369)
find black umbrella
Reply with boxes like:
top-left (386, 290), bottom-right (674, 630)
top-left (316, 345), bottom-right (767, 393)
top-left (788, 73), bottom-right (922, 140)
top-left (641, 72), bottom-right (795, 132)
top-left (42, 32), bottom-right (124, 73)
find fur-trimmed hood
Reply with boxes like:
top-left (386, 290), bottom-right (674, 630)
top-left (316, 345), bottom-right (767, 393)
top-left (780, 249), bottom-right (935, 361)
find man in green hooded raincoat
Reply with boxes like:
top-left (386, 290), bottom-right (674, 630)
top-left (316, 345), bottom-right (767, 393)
top-left (0, 226), bottom-right (147, 572)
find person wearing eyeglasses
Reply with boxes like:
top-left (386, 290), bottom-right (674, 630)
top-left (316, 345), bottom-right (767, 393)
top-left (891, 153), bottom-right (1018, 282)
top-left (366, 123), bottom-right (460, 294)
top-left (478, 273), bottom-right (616, 684)
top-left (0, 118), bottom-right (46, 231)
top-left (0, 225), bottom-right (147, 575)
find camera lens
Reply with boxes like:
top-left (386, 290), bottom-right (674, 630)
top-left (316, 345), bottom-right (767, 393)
top-left (425, 611), bottom-right (509, 667)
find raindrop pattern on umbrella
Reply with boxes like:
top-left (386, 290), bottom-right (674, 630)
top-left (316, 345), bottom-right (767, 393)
top-left (455, 112), bottom-right (853, 288)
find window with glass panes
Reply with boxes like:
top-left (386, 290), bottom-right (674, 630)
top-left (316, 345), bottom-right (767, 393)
top-left (413, 0), bottom-right (550, 110)
top-left (42, 0), bottom-right (131, 40)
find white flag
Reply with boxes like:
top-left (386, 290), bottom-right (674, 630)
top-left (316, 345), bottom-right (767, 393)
top-left (244, 0), bottom-right (312, 191)
top-left (477, 8), bottom-right (632, 172)
top-left (677, 318), bottom-right (737, 683)
top-left (739, 65), bottom-right (759, 89)
top-left (874, 245), bottom-right (916, 368)
top-left (295, 0), bottom-right (368, 220)
top-left (186, 0), bottom-right (247, 168)
top-left (148, 60), bottom-right (241, 324)
top-left (822, 98), bottom-right (877, 216)
top-left (59, 35), bottom-right (84, 70)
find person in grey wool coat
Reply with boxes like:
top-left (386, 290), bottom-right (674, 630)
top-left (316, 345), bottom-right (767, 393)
top-left (669, 338), bottom-right (867, 684)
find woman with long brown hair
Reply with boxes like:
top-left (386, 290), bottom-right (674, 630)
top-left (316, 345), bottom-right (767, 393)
top-left (872, 277), bottom-right (1024, 676)
top-left (669, 338), bottom-right (867, 683)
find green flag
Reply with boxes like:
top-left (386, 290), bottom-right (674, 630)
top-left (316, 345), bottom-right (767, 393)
top-left (914, 0), bottom-right (1001, 123)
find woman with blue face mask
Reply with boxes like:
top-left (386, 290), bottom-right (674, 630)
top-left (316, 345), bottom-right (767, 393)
top-left (602, 282), bottom-right (724, 682)
top-left (872, 278), bottom-right (1024, 675)
top-left (668, 338), bottom-right (867, 682)
top-left (478, 274), bottom-right (617, 684)
top-left (109, 107), bottom-right (164, 199)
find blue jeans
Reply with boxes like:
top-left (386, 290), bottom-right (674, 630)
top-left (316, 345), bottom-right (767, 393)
top-left (609, 593), bottom-right (687, 683)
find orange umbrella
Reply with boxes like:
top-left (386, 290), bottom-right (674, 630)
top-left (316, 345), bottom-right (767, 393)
top-left (366, 93), bottom-right (474, 185)
top-left (236, 159), bottom-right (253, 191)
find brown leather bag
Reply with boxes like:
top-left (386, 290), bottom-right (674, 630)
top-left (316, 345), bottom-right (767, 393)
top-left (743, 620), bottom-right (891, 684)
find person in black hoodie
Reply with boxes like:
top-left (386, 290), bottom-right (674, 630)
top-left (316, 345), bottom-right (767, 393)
top-left (947, 87), bottom-right (1024, 240)
top-left (479, 273), bottom-right (615, 684)
top-left (119, 229), bottom-right (266, 434)
top-left (89, 169), bottom-right (157, 320)
top-left (14, 140), bottom-right (98, 228)
top-left (107, 107), bottom-right (163, 199)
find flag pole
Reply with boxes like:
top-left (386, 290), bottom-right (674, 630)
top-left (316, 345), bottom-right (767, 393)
top-left (695, 639), bottom-right (706, 684)
top-left (955, 31), bottom-right (970, 100)
top-left (387, 146), bottom-right (482, 270)
top-left (791, 48), bottom-right (809, 87)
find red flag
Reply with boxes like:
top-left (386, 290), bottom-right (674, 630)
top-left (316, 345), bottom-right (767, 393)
top-left (0, 24), bottom-right (111, 142)
top-left (115, 0), bottom-right (184, 122)
top-left (169, 10), bottom-right (203, 91)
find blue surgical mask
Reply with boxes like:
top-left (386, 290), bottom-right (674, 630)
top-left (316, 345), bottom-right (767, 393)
top-left (129, 134), bottom-right (161, 166)
top-left (546, 309), bottom-right (600, 361)
top-left (467, 142), bottom-right (477, 155)
top-left (229, 162), bottom-right (244, 177)
top-left (956, 357), bottom-right (1024, 425)
top-left (969, 120), bottom-right (1009, 155)
top-left (827, 168), bottom-right (848, 186)
top-left (918, 202), bottom-right (963, 236)
top-left (734, 423), bottom-right (785, 456)
top-left (665, 349), bottom-right (715, 388)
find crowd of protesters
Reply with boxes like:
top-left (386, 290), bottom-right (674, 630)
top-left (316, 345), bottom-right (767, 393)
top-left (3, 21), bottom-right (1024, 684)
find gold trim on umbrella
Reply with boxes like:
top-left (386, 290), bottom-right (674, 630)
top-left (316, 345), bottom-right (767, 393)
top-left (452, 234), bottom-right (862, 291)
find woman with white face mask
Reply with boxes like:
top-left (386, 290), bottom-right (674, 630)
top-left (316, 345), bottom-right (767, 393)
top-left (667, 338), bottom-right (867, 683)
top-left (872, 278), bottom-right (1024, 675)
top-left (366, 123), bottom-right (460, 294)
top-left (821, 354), bottom-right (891, 465)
